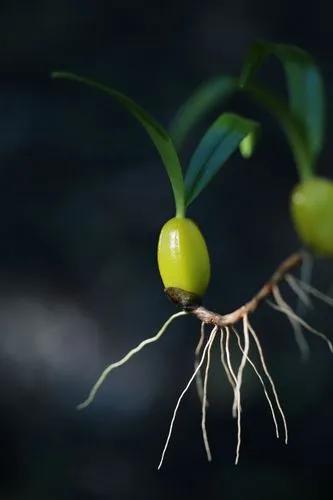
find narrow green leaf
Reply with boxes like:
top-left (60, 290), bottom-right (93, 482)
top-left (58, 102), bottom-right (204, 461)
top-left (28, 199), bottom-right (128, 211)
top-left (169, 74), bottom-right (312, 181)
top-left (244, 82), bottom-right (312, 180)
top-left (240, 41), bottom-right (325, 167)
top-left (169, 76), bottom-right (238, 150)
top-left (239, 41), bottom-right (271, 88)
top-left (51, 71), bottom-right (185, 217)
top-left (185, 113), bottom-right (259, 206)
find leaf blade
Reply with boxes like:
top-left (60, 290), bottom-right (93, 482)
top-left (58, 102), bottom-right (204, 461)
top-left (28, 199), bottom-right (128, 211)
top-left (240, 41), bottom-right (325, 165)
top-left (169, 76), bottom-right (238, 151)
top-left (185, 113), bottom-right (259, 206)
top-left (51, 71), bottom-right (186, 216)
top-left (276, 44), bottom-right (325, 159)
top-left (244, 82), bottom-right (312, 179)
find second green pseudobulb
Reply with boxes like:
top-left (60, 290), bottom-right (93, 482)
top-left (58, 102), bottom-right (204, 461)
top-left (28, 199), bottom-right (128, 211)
top-left (290, 177), bottom-right (333, 257)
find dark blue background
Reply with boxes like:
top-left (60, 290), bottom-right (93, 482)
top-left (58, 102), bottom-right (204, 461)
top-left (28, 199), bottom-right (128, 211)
top-left (0, 1), bottom-right (333, 498)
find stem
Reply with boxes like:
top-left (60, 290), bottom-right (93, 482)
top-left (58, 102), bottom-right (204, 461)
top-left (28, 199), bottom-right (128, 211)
top-left (175, 199), bottom-right (186, 218)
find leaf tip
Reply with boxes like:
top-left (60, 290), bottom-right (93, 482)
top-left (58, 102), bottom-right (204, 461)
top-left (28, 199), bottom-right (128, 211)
top-left (239, 127), bottom-right (260, 159)
top-left (238, 71), bottom-right (249, 89)
top-left (50, 71), bottom-right (61, 79)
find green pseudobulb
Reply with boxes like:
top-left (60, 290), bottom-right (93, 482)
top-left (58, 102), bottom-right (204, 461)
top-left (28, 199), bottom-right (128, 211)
top-left (157, 217), bottom-right (210, 297)
top-left (290, 177), bottom-right (333, 257)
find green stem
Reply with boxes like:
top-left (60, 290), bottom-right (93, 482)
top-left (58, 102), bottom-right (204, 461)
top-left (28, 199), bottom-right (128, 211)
top-left (176, 210), bottom-right (186, 218)
top-left (176, 199), bottom-right (186, 218)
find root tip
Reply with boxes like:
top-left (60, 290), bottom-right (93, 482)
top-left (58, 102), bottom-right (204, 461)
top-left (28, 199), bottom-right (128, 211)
top-left (76, 401), bottom-right (89, 411)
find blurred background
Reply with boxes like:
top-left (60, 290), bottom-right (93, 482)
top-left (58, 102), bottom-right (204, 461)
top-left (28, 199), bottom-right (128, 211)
top-left (0, 1), bottom-right (333, 498)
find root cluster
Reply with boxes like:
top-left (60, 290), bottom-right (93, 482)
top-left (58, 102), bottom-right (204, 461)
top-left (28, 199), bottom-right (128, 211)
top-left (77, 251), bottom-right (333, 468)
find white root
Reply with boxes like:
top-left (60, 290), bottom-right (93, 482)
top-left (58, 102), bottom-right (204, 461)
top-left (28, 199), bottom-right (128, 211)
top-left (194, 322), bottom-right (206, 405)
top-left (247, 319), bottom-right (288, 445)
top-left (232, 327), bottom-right (279, 439)
top-left (278, 276), bottom-right (311, 359)
top-left (270, 287), bottom-right (333, 354)
top-left (157, 326), bottom-right (216, 470)
top-left (224, 326), bottom-right (239, 418)
top-left (288, 314), bottom-right (310, 361)
top-left (288, 274), bottom-right (333, 307)
top-left (77, 311), bottom-right (187, 410)
top-left (195, 322), bottom-right (206, 356)
top-left (219, 328), bottom-right (236, 391)
top-left (201, 326), bottom-right (218, 461)
top-left (234, 315), bottom-right (250, 465)
top-left (285, 274), bottom-right (312, 308)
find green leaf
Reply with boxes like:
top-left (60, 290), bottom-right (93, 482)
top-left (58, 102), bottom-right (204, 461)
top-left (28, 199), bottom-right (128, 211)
top-left (169, 76), bottom-right (238, 151)
top-left (51, 71), bottom-right (186, 217)
top-left (185, 113), bottom-right (259, 206)
top-left (168, 75), bottom-right (312, 182)
top-left (244, 82), bottom-right (312, 181)
top-left (240, 41), bottom-right (325, 171)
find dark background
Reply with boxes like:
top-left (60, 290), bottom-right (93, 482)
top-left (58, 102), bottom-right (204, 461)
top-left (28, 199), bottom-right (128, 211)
top-left (0, 1), bottom-right (333, 499)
